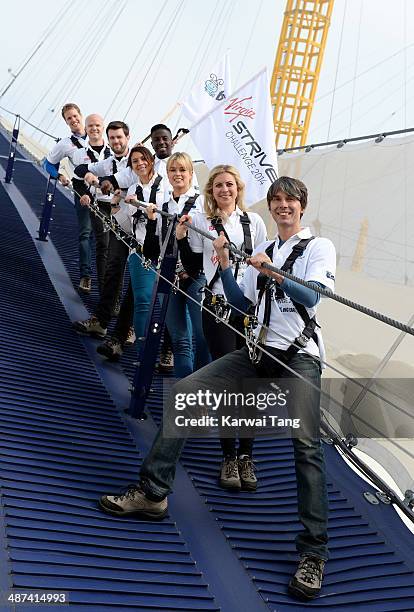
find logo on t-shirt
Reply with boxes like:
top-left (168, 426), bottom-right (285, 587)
top-left (326, 271), bottom-right (335, 280)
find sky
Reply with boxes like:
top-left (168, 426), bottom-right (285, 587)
top-left (1, 0), bottom-right (414, 152)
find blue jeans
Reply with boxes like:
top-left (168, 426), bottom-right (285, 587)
top-left (165, 275), bottom-right (211, 378)
top-left (140, 346), bottom-right (329, 560)
top-left (128, 252), bottom-right (156, 349)
top-left (74, 195), bottom-right (92, 278)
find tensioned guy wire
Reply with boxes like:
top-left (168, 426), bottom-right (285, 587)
top-left (133, 199), bottom-right (414, 337)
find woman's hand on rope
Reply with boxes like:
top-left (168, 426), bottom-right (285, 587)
top-left (125, 194), bottom-right (138, 205)
top-left (146, 204), bottom-right (158, 221)
top-left (80, 194), bottom-right (91, 207)
top-left (213, 232), bottom-right (231, 270)
top-left (176, 214), bottom-right (191, 240)
top-left (111, 190), bottom-right (122, 208)
top-left (58, 173), bottom-right (70, 186)
top-left (84, 172), bottom-right (99, 187)
top-left (248, 252), bottom-right (284, 284)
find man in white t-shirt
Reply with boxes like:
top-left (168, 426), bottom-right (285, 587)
top-left (98, 176), bottom-right (336, 602)
top-left (43, 103), bottom-right (92, 291)
top-left (71, 114), bottom-right (112, 293)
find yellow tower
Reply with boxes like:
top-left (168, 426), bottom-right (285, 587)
top-left (270, 0), bottom-right (335, 150)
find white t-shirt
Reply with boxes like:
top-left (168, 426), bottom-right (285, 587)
top-left (189, 207), bottom-right (267, 294)
top-left (46, 134), bottom-right (88, 178)
top-left (80, 153), bottom-right (129, 178)
top-left (113, 174), bottom-right (169, 245)
top-left (72, 143), bottom-right (112, 202)
top-left (153, 188), bottom-right (204, 248)
top-left (240, 227), bottom-right (336, 363)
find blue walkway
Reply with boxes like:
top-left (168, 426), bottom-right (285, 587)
top-left (0, 127), bottom-right (413, 611)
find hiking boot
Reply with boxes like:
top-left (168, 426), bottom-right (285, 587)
top-left (99, 485), bottom-right (168, 519)
top-left (79, 276), bottom-right (91, 293)
top-left (72, 315), bottom-right (107, 338)
top-left (238, 455), bottom-right (257, 491)
top-left (219, 456), bottom-right (241, 490)
top-left (111, 296), bottom-right (121, 317)
top-left (156, 347), bottom-right (174, 372)
top-left (125, 327), bottom-right (136, 345)
top-left (97, 337), bottom-right (123, 361)
top-left (288, 555), bottom-right (325, 600)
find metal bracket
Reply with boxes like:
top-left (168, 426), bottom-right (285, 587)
top-left (363, 491), bottom-right (380, 505)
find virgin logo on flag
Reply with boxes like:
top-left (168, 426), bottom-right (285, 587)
top-left (189, 68), bottom-right (279, 205)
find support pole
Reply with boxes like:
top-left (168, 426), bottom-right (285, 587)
top-left (4, 115), bottom-right (20, 183)
top-left (37, 176), bottom-right (57, 241)
top-left (127, 218), bottom-right (178, 419)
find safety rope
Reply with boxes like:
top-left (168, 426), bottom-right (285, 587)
top-left (72, 191), bottom-right (413, 447)
top-left (133, 199), bottom-right (414, 337)
top-left (64, 184), bottom-right (412, 427)
top-left (0, 104), bottom-right (58, 141)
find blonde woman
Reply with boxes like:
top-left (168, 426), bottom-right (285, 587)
top-left (176, 165), bottom-right (267, 490)
top-left (144, 152), bottom-right (210, 378)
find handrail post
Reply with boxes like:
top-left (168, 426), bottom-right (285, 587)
top-left (4, 115), bottom-right (20, 183)
top-left (128, 219), bottom-right (178, 419)
top-left (37, 176), bottom-right (57, 241)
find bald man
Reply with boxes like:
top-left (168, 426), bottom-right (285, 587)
top-left (71, 114), bottom-right (112, 293)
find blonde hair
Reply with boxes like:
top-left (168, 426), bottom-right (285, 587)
top-left (166, 152), bottom-right (194, 174)
top-left (204, 165), bottom-right (246, 220)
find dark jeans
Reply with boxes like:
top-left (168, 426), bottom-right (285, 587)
top-left (165, 275), bottom-right (211, 378)
top-left (74, 195), bottom-right (92, 279)
top-left (140, 346), bottom-right (329, 560)
top-left (91, 201), bottom-right (112, 294)
top-left (202, 302), bottom-right (251, 457)
top-left (95, 232), bottom-right (129, 328)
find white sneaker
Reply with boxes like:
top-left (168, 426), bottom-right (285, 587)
top-left (99, 485), bottom-right (168, 519)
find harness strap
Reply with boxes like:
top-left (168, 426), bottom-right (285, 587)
top-left (70, 135), bottom-right (85, 149)
top-left (207, 212), bottom-right (253, 291)
top-left (161, 194), bottom-right (199, 248)
top-left (133, 175), bottom-right (163, 232)
top-left (255, 237), bottom-right (319, 363)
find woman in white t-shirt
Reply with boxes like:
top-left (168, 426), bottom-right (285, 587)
top-left (144, 152), bottom-right (210, 378)
top-left (176, 165), bottom-right (267, 491)
top-left (98, 145), bottom-right (168, 359)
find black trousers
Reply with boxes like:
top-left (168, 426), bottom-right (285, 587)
top-left (90, 201), bottom-right (112, 294)
top-left (95, 231), bottom-right (129, 328)
top-left (112, 280), bottom-right (134, 343)
top-left (202, 300), bottom-right (254, 458)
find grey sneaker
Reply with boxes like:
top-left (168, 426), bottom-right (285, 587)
top-left (97, 337), bottom-right (123, 361)
top-left (79, 276), bottom-right (91, 293)
top-left (72, 315), bottom-right (107, 338)
top-left (156, 347), bottom-right (174, 372)
top-left (288, 555), bottom-right (325, 600)
top-left (238, 455), bottom-right (257, 491)
top-left (125, 327), bottom-right (136, 345)
top-left (99, 485), bottom-right (168, 519)
top-left (219, 456), bottom-right (241, 490)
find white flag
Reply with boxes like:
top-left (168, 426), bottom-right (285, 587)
top-left (189, 68), bottom-right (279, 205)
top-left (182, 53), bottom-right (232, 124)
